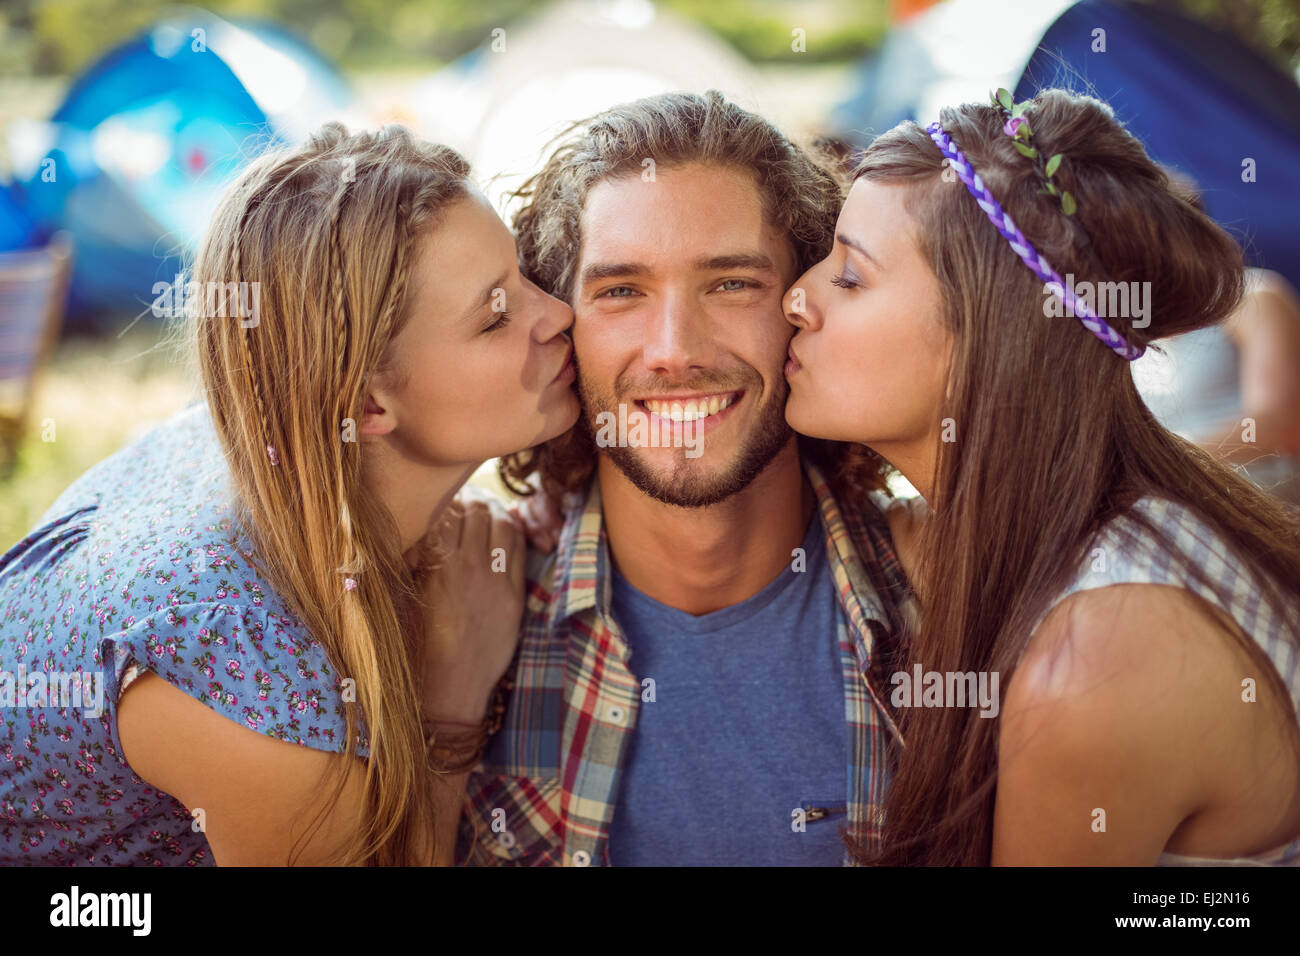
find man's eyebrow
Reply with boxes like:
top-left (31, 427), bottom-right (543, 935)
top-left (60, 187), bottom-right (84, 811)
top-left (693, 252), bottom-right (776, 273)
top-left (836, 232), bottom-right (882, 269)
top-left (580, 261), bottom-right (653, 284)
top-left (462, 271), bottom-right (509, 321)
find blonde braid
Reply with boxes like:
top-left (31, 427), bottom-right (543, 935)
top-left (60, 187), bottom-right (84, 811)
top-left (235, 150), bottom-right (336, 470)
top-left (325, 163), bottom-right (364, 587)
top-left (229, 178), bottom-right (279, 468)
top-left (332, 166), bottom-right (416, 588)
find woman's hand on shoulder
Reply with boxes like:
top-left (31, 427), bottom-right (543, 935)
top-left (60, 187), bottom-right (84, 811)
top-left (414, 494), bottom-right (525, 724)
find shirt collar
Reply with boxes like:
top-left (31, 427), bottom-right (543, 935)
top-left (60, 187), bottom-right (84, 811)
top-left (544, 460), bottom-right (896, 658)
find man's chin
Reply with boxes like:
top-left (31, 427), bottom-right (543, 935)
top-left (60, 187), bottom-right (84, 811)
top-left (602, 448), bottom-right (738, 508)
top-left (601, 431), bottom-right (791, 509)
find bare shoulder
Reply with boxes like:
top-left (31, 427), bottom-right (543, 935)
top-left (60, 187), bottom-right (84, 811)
top-left (1245, 267), bottom-right (1299, 305)
top-left (992, 584), bottom-right (1245, 862)
top-left (1007, 583), bottom-right (1245, 743)
top-left (1229, 268), bottom-right (1300, 336)
top-left (118, 671), bottom-right (371, 865)
top-left (994, 581), bottom-right (1300, 863)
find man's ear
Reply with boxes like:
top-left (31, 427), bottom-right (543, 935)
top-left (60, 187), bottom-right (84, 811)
top-left (360, 389), bottom-right (397, 437)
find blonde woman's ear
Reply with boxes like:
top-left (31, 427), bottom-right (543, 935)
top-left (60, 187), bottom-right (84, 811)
top-left (359, 391), bottom-right (397, 437)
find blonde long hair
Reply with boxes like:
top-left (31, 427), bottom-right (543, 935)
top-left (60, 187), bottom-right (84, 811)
top-left (184, 122), bottom-right (471, 865)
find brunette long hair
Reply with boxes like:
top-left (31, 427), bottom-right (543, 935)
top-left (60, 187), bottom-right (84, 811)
top-left (850, 90), bottom-right (1300, 865)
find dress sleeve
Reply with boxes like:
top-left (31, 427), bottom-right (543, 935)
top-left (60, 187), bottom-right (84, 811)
top-left (98, 601), bottom-right (370, 763)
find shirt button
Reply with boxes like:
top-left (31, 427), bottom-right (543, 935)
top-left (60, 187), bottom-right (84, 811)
top-left (606, 705), bottom-right (625, 725)
top-left (572, 850), bottom-right (591, 867)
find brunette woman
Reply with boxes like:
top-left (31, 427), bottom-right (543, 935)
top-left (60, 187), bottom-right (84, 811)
top-left (783, 89), bottom-right (1300, 865)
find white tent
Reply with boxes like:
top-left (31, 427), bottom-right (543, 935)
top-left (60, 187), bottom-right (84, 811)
top-left (413, 0), bottom-right (763, 214)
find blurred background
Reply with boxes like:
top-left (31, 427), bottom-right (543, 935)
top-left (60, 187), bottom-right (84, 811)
top-left (3, 0), bottom-right (1300, 550)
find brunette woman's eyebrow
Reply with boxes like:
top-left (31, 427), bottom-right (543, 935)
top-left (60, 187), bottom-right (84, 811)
top-left (836, 232), bottom-right (882, 269)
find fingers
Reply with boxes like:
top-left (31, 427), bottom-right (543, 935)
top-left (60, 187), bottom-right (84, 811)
top-left (489, 505), bottom-right (517, 557)
top-left (490, 510), bottom-right (526, 590)
top-left (458, 498), bottom-right (492, 555)
top-left (437, 492), bottom-right (527, 582)
top-left (517, 493), bottom-right (562, 553)
top-left (436, 499), bottom-right (467, 551)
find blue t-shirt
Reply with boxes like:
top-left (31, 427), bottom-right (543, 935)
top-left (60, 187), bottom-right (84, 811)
top-left (607, 515), bottom-right (848, 865)
top-left (0, 402), bottom-right (363, 865)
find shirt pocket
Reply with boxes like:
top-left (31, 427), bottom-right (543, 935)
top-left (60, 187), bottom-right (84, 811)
top-left (799, 798), bottom-right (848, 825)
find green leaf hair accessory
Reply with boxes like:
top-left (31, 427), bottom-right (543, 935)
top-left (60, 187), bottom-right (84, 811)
top-left (990, 88), bottom-right (1076, 216)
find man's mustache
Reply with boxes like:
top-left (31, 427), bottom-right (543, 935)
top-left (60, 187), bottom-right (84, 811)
top-left (609, 370), bottom-right (759, 398)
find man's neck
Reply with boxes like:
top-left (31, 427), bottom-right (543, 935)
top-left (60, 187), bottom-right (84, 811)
top-left (597, 438), bottom-right (815, 616)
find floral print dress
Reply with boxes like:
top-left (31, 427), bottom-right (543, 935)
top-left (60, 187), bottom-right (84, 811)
top-left (0, 401), bottom-right (367, 864)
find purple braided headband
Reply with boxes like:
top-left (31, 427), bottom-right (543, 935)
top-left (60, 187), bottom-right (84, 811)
top-left (925, 122), bottom-right (1145, 361)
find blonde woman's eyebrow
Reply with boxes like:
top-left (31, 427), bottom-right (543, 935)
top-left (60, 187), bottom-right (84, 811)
top-left (461, 271), bottom-right (510, 321)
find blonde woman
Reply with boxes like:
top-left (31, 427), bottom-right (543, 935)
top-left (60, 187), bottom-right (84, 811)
top-left (0, 123), bottom-right (579, 865)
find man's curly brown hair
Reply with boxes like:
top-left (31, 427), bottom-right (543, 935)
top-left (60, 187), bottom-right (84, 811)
top-left (497, 89), bottom-right (891, 504)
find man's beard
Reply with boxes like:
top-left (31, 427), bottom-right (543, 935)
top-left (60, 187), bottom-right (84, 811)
top-left (578, 363), bottom-right (793, 508)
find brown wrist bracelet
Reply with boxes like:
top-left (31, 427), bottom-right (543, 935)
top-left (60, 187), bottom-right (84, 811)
top-left (423, 674), bottom-right (515, 773)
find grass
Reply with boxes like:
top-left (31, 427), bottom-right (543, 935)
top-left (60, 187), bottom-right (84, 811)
top-left (0, 320), bottom-right (199, 553)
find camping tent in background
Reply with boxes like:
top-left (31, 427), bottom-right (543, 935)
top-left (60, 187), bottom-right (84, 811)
top-left (830, 0), bottom-right (1300, 292)
top-left (6, 9), bottom-right (355, 326)
top-left (413, 0), bottom-right (761, 217)
top-left (0, 183), bottom-right (39, 252)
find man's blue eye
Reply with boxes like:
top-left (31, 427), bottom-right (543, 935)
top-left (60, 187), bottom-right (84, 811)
top-left (718, 279), bottom-right (751, 291)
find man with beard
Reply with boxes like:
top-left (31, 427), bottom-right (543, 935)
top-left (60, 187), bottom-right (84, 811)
top-left (457, 91), bottom-right (916, 866)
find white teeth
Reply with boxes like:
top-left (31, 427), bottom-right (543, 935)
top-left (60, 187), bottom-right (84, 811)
top-left (643, 394), bottom-right (735, 422)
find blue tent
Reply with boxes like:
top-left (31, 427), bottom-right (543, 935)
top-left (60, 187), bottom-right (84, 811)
top-left (0, 182), bottom-right (38, 252)
top-left (830, 0), bottom-right (1300, 291)
top-left (11, 10), bottom-right (352, 326)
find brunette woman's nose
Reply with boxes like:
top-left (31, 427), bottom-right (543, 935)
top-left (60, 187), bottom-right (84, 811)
top-left (783, 271), bottom-right (821, 331)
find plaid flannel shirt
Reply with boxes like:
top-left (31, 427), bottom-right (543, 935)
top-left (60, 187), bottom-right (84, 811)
top-left (458, 459), bottom-right (915, 866)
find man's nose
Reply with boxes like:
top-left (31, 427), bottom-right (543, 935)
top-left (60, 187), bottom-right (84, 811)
top-left (641, 294), bottom-right (715, 376)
